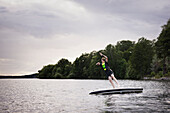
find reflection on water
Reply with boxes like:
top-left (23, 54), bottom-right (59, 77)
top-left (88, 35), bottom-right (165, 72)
top-left (0, 79), bottom-right (169, 113)
top-left (102, 80), bottom-right (170, 113)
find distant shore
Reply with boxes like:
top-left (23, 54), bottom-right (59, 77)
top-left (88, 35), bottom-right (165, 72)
top-left (1, 74), bottom-right (170, 81)
top-left (143, 77), bottom-right (170, 81)
top-left (0, 73), bottom-right (38, 79)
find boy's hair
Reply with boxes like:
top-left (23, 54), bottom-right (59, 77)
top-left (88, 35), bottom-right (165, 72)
top-left (101, 57), bottom-right (106, 61)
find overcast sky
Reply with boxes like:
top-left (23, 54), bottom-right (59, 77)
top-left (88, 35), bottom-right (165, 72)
top-left (0, 0), bottom-right (170, 75)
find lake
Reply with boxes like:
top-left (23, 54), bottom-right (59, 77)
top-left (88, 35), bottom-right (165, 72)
top-left (0, 79), bottom-right (169, 113)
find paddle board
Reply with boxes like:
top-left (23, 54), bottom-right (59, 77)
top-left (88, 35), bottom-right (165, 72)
top-left (89, 88), bottom-right (143, 95)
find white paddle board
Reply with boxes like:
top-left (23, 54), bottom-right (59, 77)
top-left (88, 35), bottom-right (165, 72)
top-left (89, 88), bottom-right (143, 95)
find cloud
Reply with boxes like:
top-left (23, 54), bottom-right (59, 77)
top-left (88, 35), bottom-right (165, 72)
top-left (0, 0), bottom-right (95, 38)
top-left (1, 0), bottom-right (169, 39)
top-left (75, 0), bottom-right (170, 35)
top-left (0, 28), bottom-right (105, 75)
top-left (0, 0), bottom-right (169, 75)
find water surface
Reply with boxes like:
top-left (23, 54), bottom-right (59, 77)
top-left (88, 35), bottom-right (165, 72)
top-left (0, 79), bottom-right (169, 113)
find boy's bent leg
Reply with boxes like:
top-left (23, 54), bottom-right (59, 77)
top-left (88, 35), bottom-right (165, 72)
top-left (108, 76), bottom-right (115, 88)
top-left (111, 74), bottom-right (119, 87)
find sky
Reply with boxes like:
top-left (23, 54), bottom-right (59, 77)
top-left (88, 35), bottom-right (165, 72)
top-left (0, 0), bottom-right (170, 75)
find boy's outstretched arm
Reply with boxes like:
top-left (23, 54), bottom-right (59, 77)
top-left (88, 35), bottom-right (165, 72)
top-left (96, 62), bottom-right (100, 65)
top-left (99, 52), bottom-right (108, 62)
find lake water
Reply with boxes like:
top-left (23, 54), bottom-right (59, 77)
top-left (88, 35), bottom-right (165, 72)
top-left (0, 79), bottom-right (169, 113)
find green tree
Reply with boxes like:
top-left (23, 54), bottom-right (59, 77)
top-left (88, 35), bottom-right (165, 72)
top-left (116, 40), bottom-right (135, 52)
top-left (155, 19), bottom-right (170, 74)
top-left (128, 37), bottom-right (154, 79)
top-left (57, 58), bottom-right (72, 78)
top-left (116, 40), bottom-right (135, 62)
top-left (38, 64), bottom-right (54, 78)
top-left (38, 58), bottom-right (72, 79)
top-left (71, 53), bottom-right (92, 78)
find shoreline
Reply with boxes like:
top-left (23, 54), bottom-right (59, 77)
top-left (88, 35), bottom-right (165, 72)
top-left (0, 76), bottom-right (170, 81)
top-left (143, 77), bottom-right (170, 81)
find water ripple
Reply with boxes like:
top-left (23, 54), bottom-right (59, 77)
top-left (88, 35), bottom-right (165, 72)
top-left (0, 79), bottom-right (169, 113)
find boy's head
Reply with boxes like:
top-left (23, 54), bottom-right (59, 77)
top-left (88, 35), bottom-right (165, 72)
top-left (101, 57), bottom-right (105, 62)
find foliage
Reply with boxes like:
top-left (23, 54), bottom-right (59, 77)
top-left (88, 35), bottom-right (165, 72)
top-left (155, 19), bottom-right (170, 74)
top-left (156, 19), bottom-right (170, 59)
top-left (37, 19), bottom-right (170, 80)
top-left (128, 37), bottom-right (154, 79)
top-left (38, 58), bottom-right (72, 79)
top-left (164, 71), bottom-right (170, 77)
top-left (151, 71), bottom-right (156, 77)
top-left (116, 40), bottom-right (135, 61)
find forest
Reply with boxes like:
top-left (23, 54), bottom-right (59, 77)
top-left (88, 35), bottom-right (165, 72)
top-left (37, 20), bottom-right (170, 79)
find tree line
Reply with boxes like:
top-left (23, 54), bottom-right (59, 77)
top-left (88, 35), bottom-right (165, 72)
top-left (37, 19), bottom-right (170, 79)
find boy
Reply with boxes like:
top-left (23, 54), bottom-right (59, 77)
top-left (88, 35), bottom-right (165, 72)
top-left (96, 52), bottom-right (119, 88)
